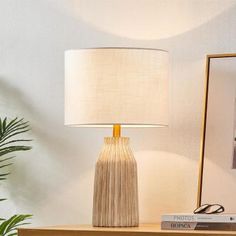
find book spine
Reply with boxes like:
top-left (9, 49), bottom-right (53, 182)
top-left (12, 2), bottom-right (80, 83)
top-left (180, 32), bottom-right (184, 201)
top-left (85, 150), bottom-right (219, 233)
top-left (161, 222), bottom-right (236, 231)
top-left (161, 215), bottom-right (236, 223)
top-left (161, 222), bottom-right (197, 230)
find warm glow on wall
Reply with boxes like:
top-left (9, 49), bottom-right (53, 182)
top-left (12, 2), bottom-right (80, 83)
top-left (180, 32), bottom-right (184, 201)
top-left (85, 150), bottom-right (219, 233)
top-left (54, 0), bottom-right (236, 40)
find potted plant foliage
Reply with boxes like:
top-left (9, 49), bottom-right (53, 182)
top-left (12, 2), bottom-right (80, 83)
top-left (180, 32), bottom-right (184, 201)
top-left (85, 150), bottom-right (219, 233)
top-left (0, 117), bottom-right (32, 236)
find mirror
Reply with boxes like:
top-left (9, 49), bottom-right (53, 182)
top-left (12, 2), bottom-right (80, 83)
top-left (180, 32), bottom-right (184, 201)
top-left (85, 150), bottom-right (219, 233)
top-left (198, 54), bottom-right (236, 213)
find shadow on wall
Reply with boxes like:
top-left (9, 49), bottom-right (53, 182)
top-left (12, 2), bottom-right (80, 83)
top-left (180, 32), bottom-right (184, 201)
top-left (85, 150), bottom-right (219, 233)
top-left (0, 78), bottom-right (91, 217)
top-left (0, 77), bottom-right (35, 118)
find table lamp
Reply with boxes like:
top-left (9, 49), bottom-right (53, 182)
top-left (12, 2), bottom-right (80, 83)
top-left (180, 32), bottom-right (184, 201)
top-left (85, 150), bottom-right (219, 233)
top-left (64, 47), bottom-right (169, 227)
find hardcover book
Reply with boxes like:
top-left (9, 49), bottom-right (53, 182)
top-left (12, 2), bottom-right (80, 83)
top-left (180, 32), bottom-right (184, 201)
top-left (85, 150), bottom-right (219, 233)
top-left (162, 214), bottom-right (236, 223)
top-left (161, 221), bottom-right (236, 231)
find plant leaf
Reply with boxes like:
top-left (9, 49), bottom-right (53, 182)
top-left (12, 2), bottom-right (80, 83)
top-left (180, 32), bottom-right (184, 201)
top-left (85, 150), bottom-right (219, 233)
top-left (0, 146), bottom-right (31, 157)
top-left (0, 140), bottom-right (32, 148)
top-left (0, 215), bottom-right (32, 236)
top-left (0, 118), bottom-right (32, 230)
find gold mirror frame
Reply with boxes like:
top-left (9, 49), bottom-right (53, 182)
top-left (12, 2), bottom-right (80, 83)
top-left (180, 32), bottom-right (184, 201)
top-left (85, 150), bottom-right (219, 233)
top-left (197, 53), bottom-right (236, 207)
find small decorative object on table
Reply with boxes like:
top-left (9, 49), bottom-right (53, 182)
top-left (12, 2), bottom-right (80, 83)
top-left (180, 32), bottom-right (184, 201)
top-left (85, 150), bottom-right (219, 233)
top-left (64, 47), bottom-right (169, 227)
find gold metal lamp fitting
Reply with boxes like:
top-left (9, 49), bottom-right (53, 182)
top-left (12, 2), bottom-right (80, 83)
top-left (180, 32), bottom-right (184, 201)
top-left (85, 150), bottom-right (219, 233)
top-left (113, 124), bottom-right (121, 137)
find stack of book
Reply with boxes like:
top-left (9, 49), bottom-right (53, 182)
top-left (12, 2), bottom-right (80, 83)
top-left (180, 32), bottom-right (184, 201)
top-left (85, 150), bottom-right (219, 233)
top-left (161, 213), bottom-right (236, 231)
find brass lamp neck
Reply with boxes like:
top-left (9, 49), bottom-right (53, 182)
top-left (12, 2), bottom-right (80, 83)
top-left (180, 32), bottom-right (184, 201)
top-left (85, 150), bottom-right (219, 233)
top-left (113, 124), bottom-right (121, 137)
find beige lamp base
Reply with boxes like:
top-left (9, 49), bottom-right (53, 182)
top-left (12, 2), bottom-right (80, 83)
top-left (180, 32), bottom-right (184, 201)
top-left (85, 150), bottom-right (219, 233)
top-left (92, 137), bottom-right (139, 227)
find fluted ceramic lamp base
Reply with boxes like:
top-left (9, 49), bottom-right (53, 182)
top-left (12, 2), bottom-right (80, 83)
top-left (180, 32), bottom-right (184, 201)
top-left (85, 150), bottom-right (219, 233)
top-left (92, 137), bottom-right (139, 227)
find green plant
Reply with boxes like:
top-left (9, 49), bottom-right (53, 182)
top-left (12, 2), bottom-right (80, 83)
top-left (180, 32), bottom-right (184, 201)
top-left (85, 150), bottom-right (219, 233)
top-left (0, 117), bottom-right (32, 236)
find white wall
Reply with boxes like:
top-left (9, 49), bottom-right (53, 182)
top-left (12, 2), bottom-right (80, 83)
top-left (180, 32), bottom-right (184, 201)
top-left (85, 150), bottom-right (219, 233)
top-left (0, 0), bottom-right (236, 226)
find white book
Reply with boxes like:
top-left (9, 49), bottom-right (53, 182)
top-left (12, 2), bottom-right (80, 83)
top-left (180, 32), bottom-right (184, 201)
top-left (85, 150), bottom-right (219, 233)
top-left (161, 213), bottom-right (236, 223)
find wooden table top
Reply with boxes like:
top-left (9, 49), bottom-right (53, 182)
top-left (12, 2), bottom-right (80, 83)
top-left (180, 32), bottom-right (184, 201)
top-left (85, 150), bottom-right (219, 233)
top-left (18, 224), bottom-right (236, 236)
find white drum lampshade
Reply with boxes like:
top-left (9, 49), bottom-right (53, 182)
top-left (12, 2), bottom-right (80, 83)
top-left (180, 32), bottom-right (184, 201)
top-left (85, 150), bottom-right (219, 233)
top-left (64, 47), bottom-right (169, 227)
top-left (65, 48), bottom-right (169, 127)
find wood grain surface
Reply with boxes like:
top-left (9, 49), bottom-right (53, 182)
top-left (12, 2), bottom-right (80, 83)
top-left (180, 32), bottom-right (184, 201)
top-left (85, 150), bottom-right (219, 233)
top-left (93, 137), bottom-right (139, 227)
top-left (18, 224), bottom-right (236, 236)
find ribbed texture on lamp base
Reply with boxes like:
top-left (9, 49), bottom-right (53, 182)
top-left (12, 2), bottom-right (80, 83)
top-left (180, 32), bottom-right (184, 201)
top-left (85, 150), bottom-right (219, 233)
top-left (92, 137), bottom-right (139, 227)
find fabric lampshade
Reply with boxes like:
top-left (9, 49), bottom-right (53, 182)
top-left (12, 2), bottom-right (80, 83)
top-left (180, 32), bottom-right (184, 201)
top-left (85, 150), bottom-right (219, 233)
top-left (65, 47), bottom-right (169, 127)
